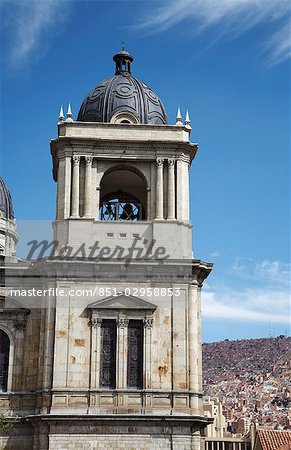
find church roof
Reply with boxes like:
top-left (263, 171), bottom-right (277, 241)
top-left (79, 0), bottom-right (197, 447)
top-left (77, 49), bottom-right (167, 125)
top-left (255, 429), bottom-right (291, 450)
top-left (0, 177), bottom-right (14, 219)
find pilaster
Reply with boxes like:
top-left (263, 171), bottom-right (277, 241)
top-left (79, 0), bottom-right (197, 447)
top-left (71, 155), bottom-right (80, 218)
top-left (83, 156), bottom-right (93, 218)
top-left (167, 158), bottom-right (176, 219)
top-left (155, 158), bottom-right (164, 219)
top-left (116, 317), bottom-right (129, 389)
top-left (143, 317), bottom-right (153, 389)
top-left (90, 317), bottom-right (102, 389)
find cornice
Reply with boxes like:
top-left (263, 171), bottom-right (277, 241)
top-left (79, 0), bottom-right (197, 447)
top-left (50, 139), bottom-right (198, 179)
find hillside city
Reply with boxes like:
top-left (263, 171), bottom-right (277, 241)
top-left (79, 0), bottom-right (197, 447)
top-left (203, 336), bottom-right (291, 436)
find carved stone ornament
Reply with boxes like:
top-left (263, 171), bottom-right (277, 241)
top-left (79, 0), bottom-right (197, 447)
top-left (168, 158), bottom-right (175, 167)
top-left (72, 155), bottom-right (81, 165)
top-left (116, 317), bottom-right (129, 328)
top-left (91, 317), bottom-right (102, 328)
top-left (143, 318), bottom-right (154, 329)
top-left (156, 158), bottom-right (164, 167)
top-left (85, 156), bottom-right (93, 165)
top-left (13, 317), bottom-right (27, 331)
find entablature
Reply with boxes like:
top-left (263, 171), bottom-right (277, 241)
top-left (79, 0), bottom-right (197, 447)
top-left (57, 121), bottom-right (192, 142)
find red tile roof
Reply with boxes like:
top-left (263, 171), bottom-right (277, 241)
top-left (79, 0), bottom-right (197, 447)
top-left (256, 430), bottom-right (291, 450)
top-left (278, 444), bottom-right (291, 450)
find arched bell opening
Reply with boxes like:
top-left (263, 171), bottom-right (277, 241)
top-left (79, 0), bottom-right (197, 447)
top-left (100, 168), bottom-right (147, 221)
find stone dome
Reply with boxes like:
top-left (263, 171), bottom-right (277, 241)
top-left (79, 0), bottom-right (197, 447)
top-left (0, 177), bottom-right (14, 219)
top-left (77, 50), bottom-right (167, 125)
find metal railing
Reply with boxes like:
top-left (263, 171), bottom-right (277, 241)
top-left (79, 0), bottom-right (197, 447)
top-left (205, 438), bottom-right (252, 450)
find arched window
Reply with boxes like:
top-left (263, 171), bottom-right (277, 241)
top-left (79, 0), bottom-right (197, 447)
top-left (110, 112), bottom-right (139, 124)
top-left (100, 167), bottom-right (147, 221)
top-left (0, 330), bottom-right (10, 392)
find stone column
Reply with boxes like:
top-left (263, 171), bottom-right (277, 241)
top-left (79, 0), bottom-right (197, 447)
top-left (188, 282), bottom-right (199, 412)
top-left (14, 322), bottom-right (27, 391)
top-left (167, 158), bottom-right (175, 219)
top-left (90, 317), bottom-right (102, 389)
top-left (176, 158), bottom-right (190, 222)
top-left (93, 159), bottom-right (100, 220)
top-left (71, 155), bottom-right (80, 218)
top-left (116, 318), bottom-right (129, 389)
top-left (38, 423), bottom-right (49, 450)
top-left (83, 156), bottom-right (93, 218)
top-left (155, 158), bottom-right (164, 219)
top-left (64, 156), bottom-right (72, 219)
top-left (197, 286), bottom-right (203, 393)
top-left (96, 187), bottom-right (100, 219)
top-left (191, 430), bottom-right (202, 450)
top-left (143, 317), bottom-right (153, 389)
top-left (56, 158), bottom-right (63, 220)
top-left (147, 188), bottom-right (151, 220)
top-left (41, 296), bottom-right (56, 414)
top-left (56, 156), bottom-right (72, 220)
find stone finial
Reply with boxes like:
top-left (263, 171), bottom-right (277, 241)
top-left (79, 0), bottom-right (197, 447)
top-left (176, 106), bottom-right (182, 126)
top-left (185, 108), bottom-right (191, 129)
top-left (58, 105), bottom-right (64, 123)
top-left (66, 102), bottom-right (73, 122)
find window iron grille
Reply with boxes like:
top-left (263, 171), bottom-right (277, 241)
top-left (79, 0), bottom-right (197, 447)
top-left (100, 200), bottom-right (143, 221)
top-left (0, 330), bottom-right (9, 392)
top-left (127, 320), bottom-right (143, 389)
top-left (100, 320), bottom-right (116, 389)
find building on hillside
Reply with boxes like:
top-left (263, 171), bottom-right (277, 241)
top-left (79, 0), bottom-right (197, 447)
top-left (203, 397), bottom-right (227, 438)
top-left (0, 49), bottom-right (213, 449)
top-left (232, 418), bottom-right (252, 437)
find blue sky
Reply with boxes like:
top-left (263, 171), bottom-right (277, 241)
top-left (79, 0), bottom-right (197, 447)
top-left (1, 0), bottom-right (290, 342)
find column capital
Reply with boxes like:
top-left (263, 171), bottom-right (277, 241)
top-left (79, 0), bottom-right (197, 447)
top-left (143, 317), bottom-right (154, 329)
top-left (72, 155), bottom-right (81, 165)
top-left (13, 317), bottom-right (27, 331)
top-left (85, 155), bottom-right (93, 165)
top-left (116, 317), bottom-right (129, 328)
top-left (168, 158), bottom-right (175, 167)
top-left (156, 158), bottom-right (164, 166)
top-left (91, 317), bottom-right (102, 328)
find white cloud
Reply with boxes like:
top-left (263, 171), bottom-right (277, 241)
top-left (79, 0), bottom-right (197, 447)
top-left (210, 251), bottom-right (221, 258)
top-left (136, 0), bottom-right (291, 65)
top-left (202, 288), bottom-right (290, 324)
top-left (230, 259), bottom-right (291, 286)
top-left (263, 21), bottom-right (291, 65)
top-left (202, 258), bottom-right (290, 325)
top-left (2, 0), bottom-right (72, 68)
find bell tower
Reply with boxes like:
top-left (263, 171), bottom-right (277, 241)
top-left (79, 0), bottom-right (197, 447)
top-left (46, 49), bottom-right (213, 449)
